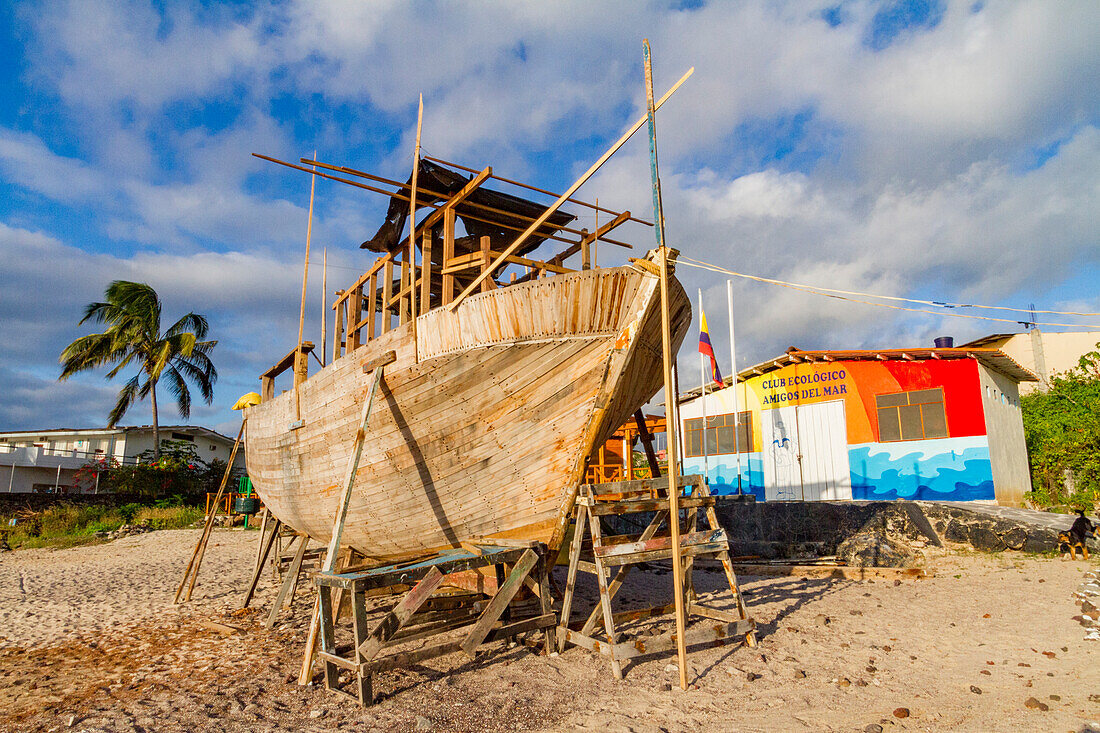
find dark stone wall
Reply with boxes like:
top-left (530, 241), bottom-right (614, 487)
top-left (603, 498), bottom-right (1060, 560)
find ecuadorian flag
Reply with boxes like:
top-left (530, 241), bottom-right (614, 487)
top-left (698, 309), bottom-right (723, 386)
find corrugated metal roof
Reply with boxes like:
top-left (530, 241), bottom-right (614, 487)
top-left (680, 346), bottom-right (1038, 403)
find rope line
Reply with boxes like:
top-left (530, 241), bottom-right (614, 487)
top-left (677, 257), bottom-right (1100, 330)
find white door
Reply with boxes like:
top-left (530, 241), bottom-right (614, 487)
top-left (762, 400), bottom-right (852, 501)
top-left (796, 400), bottom-right (852, 500)
top-left (762, 406), bottom-right (801, 501)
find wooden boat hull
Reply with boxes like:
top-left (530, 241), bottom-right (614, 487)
top-left (244, 264), bottom-right (689, 562)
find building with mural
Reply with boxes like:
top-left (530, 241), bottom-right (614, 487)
top-left (678, 347), bottom-right (1037, 506)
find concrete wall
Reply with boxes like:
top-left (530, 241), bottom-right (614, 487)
top-left (976, 363), bottom-right (1031, 506)
top-left (984, 331), bottom-right (1100, 394)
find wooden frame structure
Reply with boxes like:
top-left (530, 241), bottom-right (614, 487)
top-left (313, 542), bottom-right (555, 706)
top-left (557, 474), bottom-right (755, 679)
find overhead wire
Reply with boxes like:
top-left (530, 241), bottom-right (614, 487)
top-left (677, 256), bottom-right (1100, 330)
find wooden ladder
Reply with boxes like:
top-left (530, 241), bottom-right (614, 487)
top-left (557, 474), bottom-right (756, 679)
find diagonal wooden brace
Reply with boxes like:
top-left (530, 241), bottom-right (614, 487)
top-left (460, 548), bottom-right (538, 659)
top-left (357, 566), bottom-right (444, 662)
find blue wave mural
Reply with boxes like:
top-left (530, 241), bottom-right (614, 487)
top-left (682, 454), bottom-right (765, 500)
top-left (848, 437), bottom-right (995, 501)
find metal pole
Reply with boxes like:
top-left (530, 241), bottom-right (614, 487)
top-left (727, 280), bottom-right (743, 496)
top-left (8, 462), bottom-right (14, 492)
top-left (698, 290), bottom-right (709, 485)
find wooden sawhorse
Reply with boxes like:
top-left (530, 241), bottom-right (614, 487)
top-left (557, 474), bottom-right (756, 679)
top-left (314, 542), bottom-right (556, 706)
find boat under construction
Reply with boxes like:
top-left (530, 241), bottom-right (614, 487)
top-left (243, 153), bottom-right (691, 563)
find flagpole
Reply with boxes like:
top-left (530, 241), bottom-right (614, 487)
top-left (698, 289), bottom-right (709, 484)
top-left (727, 279), bottom-right (743, 496)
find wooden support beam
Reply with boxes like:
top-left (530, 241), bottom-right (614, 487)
top-left (174, 421), bottom-right (246, 603)
top-left (381, 261), bottom-right (393, 334)
top-left (459, 548), bottom-right (539, 658)
top-left (449, 64), bottom-right (694, 309)
top-left (357, 566), bottom-right (445, 662)
top-left (442, 209), bottom-right (456, 304)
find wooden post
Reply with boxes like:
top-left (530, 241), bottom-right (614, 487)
top-left (449, 65), bottom-right (694, 309)
top-left (442, 209), bottom-right (455, 304)
top-left (333, 298), bottom-right (345, 362)
top-left (420, 230), bottom-right (432, 316)
top-left (382, 260), bottom-right (393, 333)
top-left (399, 256), bottom-right (410, 324)
top-left (350, 285), bottom-right (363, 349)
top-left (299, 350), bottom-right (396, 684)
top-left (320, 248), bottom-right (327, 367)
top-left (295, 152), bottom-right (318, 421)
top-left (480, 235), bottom-right (492, 293)
top-left (407, 94), bottom-right (423, 328)
top-left (174, 421), bottom-right (245, 604)
top-left (644, 38), bottom-right (689, 692)
top-left (366, 274), bottom-right (377, 342)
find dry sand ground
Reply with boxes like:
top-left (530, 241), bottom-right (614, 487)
top-left (1, 528), bottom-right (1098, 732)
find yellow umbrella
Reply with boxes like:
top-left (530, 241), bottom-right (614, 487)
top-left (232, 392), bottom-right (262, 411)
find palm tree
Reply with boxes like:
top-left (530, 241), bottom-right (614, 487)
top-left (59, 281), bottom-right (217, 460)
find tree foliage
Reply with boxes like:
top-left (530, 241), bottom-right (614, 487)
top-left (58, 281), bottom-right (217, 459)
top-left (73, 439), bottom-right (243, 501)
top-left (1021, 344), bottom-right (1100, 512)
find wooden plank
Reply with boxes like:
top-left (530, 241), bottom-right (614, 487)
top-left (266, 533), bottom-right (309, 628)
top-left (579, 474), bottom-right (701, 497)
top-left (732, 564), bottom-right (931, 581)
top-left (361, 350), bottom-right (397, 373)
top-left (586, 504), bottom-right (622, 679)
top-left (357, 566), bottom-right (445, 661)
top-left (587, 496), bottom-right (715, 516)
top-left (349, 286), bottom-right (363, 350)
top-left (333, 301), bottom-right (345, 361)
top-left (381, 260), bottom-right (393, 334)
top-left (198, 620), bottom-right (241, 635)
top-left (459, 548), bottom-right (538, 658)
top-left (593, 529), bottom-right (725, 560)
top-left (613, 618), bottom-right (755, 659)
top-left (688, 603), bottom-right (742, 624)
top-left (260, 342), bottom-right (316, 380)
top-left (449, 65), bottom-right (695, 307)
top-left (316, 650), bottom-right (358, 672)
top-left (579, 508), bottom-right (668, 637)
top-left (420, 230), bottom-right (432, 317)
top-left (366, 274), bottom-right (377, 343)
top-left (240, 517), bottom-right (281, 608)
top-left (175, 421), bottom-right (246, 603)
top-left (599, 541), bottom-right (728, 567)
top-left (442, 208), bottom-right (455, 304)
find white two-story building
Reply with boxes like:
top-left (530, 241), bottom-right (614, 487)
top-left (0, 425), bottom-right (245, 494)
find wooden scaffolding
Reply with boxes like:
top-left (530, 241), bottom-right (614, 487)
top-left (557, 474), bottom-right (756, 679)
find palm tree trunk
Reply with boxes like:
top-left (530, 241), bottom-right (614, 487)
top-left (151, 379), bottom-right (160, 461)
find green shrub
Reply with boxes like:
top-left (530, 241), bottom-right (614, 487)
top-left (1022, 343), bottom-right (1100, 512)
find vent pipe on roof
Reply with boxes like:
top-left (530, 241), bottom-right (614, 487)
top-left (933, 336), bottom-right (954, 348)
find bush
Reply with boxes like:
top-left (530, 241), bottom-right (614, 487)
top-left (1022, 343), bottom-right (1100, 512)
top-left (73, 439), bottom-right (243, 502)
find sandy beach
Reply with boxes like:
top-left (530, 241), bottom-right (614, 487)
top-left (1, 528), bottom-right (1098, 732)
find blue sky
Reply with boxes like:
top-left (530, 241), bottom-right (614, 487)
top-left (0, 0), bottom-right (1097, 435)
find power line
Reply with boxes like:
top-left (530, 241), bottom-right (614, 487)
top-left (677, 257), bottom-right (1100, 330)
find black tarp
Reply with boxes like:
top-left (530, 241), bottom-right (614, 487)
top-left (361, 160), bottom-right (575, 255)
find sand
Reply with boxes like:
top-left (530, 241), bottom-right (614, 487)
top-left (1, 528), bottom-right (1098, 732)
